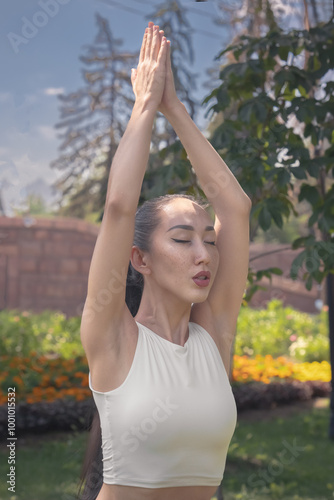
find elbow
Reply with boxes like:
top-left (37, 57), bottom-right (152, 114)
top-left (243, 195), bottom-right (252, 213)
top-left (105, 195), bottom-right (137, 216)
top-left (233, 194), bottom-right (252, 215)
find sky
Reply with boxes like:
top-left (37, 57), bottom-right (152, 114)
top-left (0, 0), bottom-right (231, 215)
top-left (0, 0), bottom-right (332, 215)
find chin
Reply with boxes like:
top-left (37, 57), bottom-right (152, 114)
top-left (190, 289), bottom-right (210, 304)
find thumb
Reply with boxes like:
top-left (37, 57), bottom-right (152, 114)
top-left (131, 68), bottom-right (137, 85)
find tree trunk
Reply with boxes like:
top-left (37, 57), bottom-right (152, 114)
top-left (327, 272), bottom-right (334, 439)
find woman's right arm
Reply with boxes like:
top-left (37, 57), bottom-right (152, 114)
top-left (81, 24), bottom-right (167, 360)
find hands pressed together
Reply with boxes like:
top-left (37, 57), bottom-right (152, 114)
top-left (131, 21), bottom-right (180, 116)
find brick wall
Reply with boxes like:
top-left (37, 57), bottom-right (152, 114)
top-left (249, 243), bottom-right (323, 313)
top-left (0, 216), bottom-right (99, 317)
top-left (0, 216), bottom-right (324, 316)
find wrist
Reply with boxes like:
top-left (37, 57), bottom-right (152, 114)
top-left (161, 100), bottom-right (186, 122)
top-left (132, 97), bottom-right (158, 118)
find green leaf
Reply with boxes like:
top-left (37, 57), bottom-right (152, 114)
top-left (266, 267), bottom-right (283, 275)
top-left (276, 168), bottom-right (291, 186)
top-left (254, 101), bottom-right (267, 122)
top-left (292, 235), bottom-right (315, 250)
top-left (304, 159), bottom-right (320, 178)
top-left (308, 208), bottom-right (320, 226)
top-left (278, 45), bottom-right (290, 61)
top-left (238, 100), bottom-right (254, 123)
top-left (304, 123), bottom-right (314, 138)
top-left (290, 166), bottom-right (307, 179)
top-left (216, 87), bottom-right (231, 108)
top-left (305, 275), bottom-right (313, 290)
top-left (258, 205), bottom-right (272, 230)
top-left (305, 250), bottom-right (320, 273)
top-left (298, 184), bottom-right (321, 206)
top-left (290, 250), bottom-right (306, 279)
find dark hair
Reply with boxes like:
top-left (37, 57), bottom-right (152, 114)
top-left (79, 194), bottom-right (209, 499)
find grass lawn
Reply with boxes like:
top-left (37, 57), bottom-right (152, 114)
top-left (0, 399), bottom-right (333, 500)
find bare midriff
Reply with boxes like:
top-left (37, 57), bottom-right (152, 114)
top-left (96, 483), bottom-right (218, 500)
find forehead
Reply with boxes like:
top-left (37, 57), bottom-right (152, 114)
top-left (159, 198), bottom-right (212, 229)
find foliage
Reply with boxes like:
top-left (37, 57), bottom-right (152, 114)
top-left (0, 299), bottom-right (328, 362)
top-left (205, 20), bottom-right (334, 291)
top-left (0, 309), bottom-right (82, 359)
top-left (236, 299), bottom-right (329, 362)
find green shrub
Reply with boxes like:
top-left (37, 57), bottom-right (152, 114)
top-left (0, 299), bottom-right (329, 362)
top-left (236, 299), bottom-right (329, 362)
top-left (0, 309), bottom-right (82, 359)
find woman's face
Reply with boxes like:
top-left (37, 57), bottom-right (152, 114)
top-left (144, 198), bottom-right (219, 304)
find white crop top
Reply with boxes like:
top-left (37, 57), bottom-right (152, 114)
top-left (89, 321), bottom-right (237, 488)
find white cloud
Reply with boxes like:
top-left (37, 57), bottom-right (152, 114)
top-left (36, 125), bottom-right (57, 140)
top-left (0, 153), bottom-right (59, 216)
top-left (44, 87), bottom-right (65, 96)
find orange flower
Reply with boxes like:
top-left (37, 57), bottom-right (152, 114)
top-left (13, 376), bottom-right (23, 386)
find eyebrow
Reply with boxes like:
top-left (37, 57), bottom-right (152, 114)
top-left (167, 224), bottom-right (215, 232)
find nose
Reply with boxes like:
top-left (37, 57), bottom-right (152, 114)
top-left (194, 241), bottom-right (211, 265)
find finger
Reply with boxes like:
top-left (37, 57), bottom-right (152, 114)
top-left (157, 36), bottom-right (168, 66)
top-left (131, 68), bottom-right (137, 86)
top-left (166, 40), bottom-right (172, 71)
top-left (151, 25), bottom-right (160, 61)
top-left (145, 25), bottom-right (153, 60)
top-left (139, 29), bottom-right (148, 64)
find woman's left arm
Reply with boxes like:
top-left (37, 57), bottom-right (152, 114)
top-left (160, 42), bottom-right (252, 352)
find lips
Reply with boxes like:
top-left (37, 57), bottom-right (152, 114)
top-left (192, 271), bottom-right (211, 288)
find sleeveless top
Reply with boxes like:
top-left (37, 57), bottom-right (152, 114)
top-left (89, 321), bottom-right (237, 488)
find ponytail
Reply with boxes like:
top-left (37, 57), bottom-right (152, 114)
top-left (79, 194), bottom-right (208, 498)
top-left (78, 264), bottom-right (144, 499)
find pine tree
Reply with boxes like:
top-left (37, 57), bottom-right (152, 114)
top-left (51, 13), bottom-right (137, 219)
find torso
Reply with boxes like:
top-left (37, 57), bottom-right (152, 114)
top-left (90, 311), bottom-right (228, 500)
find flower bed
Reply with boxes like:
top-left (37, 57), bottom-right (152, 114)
top-left (0, 353), bottom-right (90, 405)
top-left (232, 354), bottom-right (331, 384)
top-left (0, 353), bottom-right (331, 405)
top-left (0, 352), bottom-right (331, 435)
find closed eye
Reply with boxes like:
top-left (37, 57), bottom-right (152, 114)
top-left (172, 238), bottom-right (216, 246)
top-left (171, 239), bottom-right (190, 243)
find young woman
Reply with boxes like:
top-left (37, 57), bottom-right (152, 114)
top-left (80, 22), bottom-right (251, 500)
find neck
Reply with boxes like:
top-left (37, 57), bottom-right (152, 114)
top-left (134, 284), bottom-right (191, 346)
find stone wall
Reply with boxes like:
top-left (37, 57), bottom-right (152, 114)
top-left (249, 243), bottom-right (323, 313)
top-left (0, 216), bottom-right (99, 317)
top-left (0, 216), bottom-right (324, 316)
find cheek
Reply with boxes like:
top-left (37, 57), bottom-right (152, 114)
top-left (151, 242), bottom-right (189, 275)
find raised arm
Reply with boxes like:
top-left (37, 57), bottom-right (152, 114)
top-left (81, 24), bottom-right (168, 362)
top-left (159, 42), bottom-right (251, 370)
